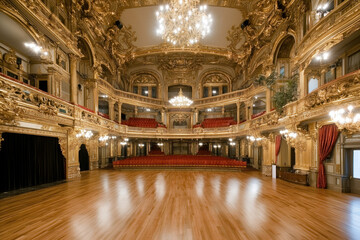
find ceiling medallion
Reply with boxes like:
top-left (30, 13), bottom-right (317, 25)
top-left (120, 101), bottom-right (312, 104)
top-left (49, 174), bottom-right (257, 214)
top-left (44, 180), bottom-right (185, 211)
top-left (169, 88), bottom-right (193, 107)
top-left (155, 0), bottom-right (213, 47)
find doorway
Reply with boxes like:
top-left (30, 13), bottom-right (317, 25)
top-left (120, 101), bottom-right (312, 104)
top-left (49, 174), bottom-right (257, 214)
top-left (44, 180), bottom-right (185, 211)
top-left (291, 147), bottom-right (296, 169)
top-left (172, 141), bottom-right (189, 155)
top-left (348, 149), bottom-right (360, 194)
top-left (79, 144), bottom-right (89, 171)
top-left (258, 146), bottom-right (263, 171)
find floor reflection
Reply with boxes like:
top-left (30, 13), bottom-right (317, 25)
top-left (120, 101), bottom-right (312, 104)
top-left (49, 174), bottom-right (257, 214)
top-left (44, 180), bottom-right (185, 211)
top-left (1, 169), bottom-right (359, 240)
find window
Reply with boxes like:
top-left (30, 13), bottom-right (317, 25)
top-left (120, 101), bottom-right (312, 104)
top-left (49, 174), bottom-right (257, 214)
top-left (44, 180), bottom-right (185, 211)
top-left (7, 71), bottom-right (18, 80)
top-left (212, 87), bottom-right (219, 96)
top-left (279, 66), bottom-right (285, 78)
top-left (347, 50), bottom-right (360, 74)
top-left (133, 86), bottom-right (138, 94)
top-left (222, 86), bottom-right (228, 94)
top-left (325, 69), bottom-right (335, 83)
top-left (353, 150), bottom-right (360, 179)
top-left (39, 80), bottom-right (48, 92)
top-left (152, 87), bottom-right (157, 98)
top-left (308, 78), bottom-right (319, 93)
top-left (203, 87), bottom-right (208, 98)
top-left (141, 86), bottom-right (148, 97)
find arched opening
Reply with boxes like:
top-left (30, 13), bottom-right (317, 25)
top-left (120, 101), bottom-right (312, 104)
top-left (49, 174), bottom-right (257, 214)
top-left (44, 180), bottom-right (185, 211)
top-left (79, 144), bottom-right (89, 171)
top-left (0, 12), bottom-right (40, 89)
top-left (274, 35), bottom-right (296, 79)
top-left (201, 72), bottom-right (231, 97)
top-left (77, 38), bottom-right (94, 108)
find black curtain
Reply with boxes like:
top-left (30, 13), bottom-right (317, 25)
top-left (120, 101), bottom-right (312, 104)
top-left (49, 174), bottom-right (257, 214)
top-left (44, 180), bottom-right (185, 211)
top-left (0, 133), bottom-right (65, 193)
top-left (79, 144), bottom-right (89, 171)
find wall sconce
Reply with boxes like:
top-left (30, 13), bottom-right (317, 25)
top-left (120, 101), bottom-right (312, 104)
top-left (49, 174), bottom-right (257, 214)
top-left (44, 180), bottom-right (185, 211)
top-left (157, 142), bottom-right (164, 146)
top-left (99, 135), bottom-right (109, 142)
top-left (246, 136), bottom-right (262, 142)
top-left (329, 105), bottom-right (360, 133)
top-left (316, 3), bottom-right (330, 17)
top-left (230, 142), bottom-right (236, 146)
top-left (280, 129), bottom-right (298, 139)
top-left (199, 142), bottom-right (203, 146)
top-left (138, 143), bottom-right (145, 148)
top-left (315, 52), bottom-right (330, 61)
top-left (120, 142), bottom-right (127, 146)
top-left (76, 129), bottom-right (93, 139)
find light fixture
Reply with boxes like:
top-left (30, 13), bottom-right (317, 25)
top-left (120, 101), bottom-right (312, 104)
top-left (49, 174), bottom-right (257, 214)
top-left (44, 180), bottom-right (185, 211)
top-left (230, 142), bottom-right (236, 146)
top-left (24, 42), bottom-right (49, 57)
top-left (157, 143), bottom-right (164, 146)
top-left (24, 42), bottom-right (42, 53)
top-left (199, 142), bottom-right (203, 146)
top-left (280, 129), bottom-right (298, 139)
top-left (246, 136), bottom-right (262, 142)
top-left (315, 52), bottom-right (330, 61)
top-left (146, 108), bottom-right (151, 112)
top-left (138, 143), bottom-right (145, 147)
top-left (329, 105), bottom-right (360, 133)
top-left (99, 135), bottom-right (109, 142)
top-left (120, 142), bottom-right (127, 146)
top-left (229, 138), bottom-right (233, 142)
top-left (212, 90), bottom-right (217, 94)
top-left (316, 2), bottom-right (330, 17)
top-left (155, 0), bottom-right (213, 47)
top-left (207, 108), bottom-right (212, 112)
top-left (76, 129), bottom-right (93, 139)
top-left (169, 88), bottom-right (193, 107)
top-left (111, 136), bottom-right (117, 139)
top-left (124, 138), bottom-right (129, 142)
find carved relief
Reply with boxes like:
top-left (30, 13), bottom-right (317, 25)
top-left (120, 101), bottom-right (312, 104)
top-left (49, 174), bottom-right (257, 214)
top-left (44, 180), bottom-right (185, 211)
top-left (3, 49), bottom-right (17, 66)
top-left (305, 73), bottom-right (360, 109)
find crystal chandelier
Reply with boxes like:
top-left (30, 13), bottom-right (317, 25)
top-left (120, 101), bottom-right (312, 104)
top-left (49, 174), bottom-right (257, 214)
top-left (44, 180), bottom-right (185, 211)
top-left (155, 0), bottom-right (213, 46)
top-left (169, 88), bottom-right (193, 107)
top-left (329, 105), bottom-right (360, 133)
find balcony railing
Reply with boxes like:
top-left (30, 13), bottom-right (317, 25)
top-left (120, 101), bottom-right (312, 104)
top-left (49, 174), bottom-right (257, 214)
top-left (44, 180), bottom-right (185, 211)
top-left (1, 69), bottom-right (360, 138)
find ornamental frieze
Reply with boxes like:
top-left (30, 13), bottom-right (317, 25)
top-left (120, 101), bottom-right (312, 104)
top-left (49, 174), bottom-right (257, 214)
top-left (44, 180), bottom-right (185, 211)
top-left (305, 72), bottom-right (360, 109)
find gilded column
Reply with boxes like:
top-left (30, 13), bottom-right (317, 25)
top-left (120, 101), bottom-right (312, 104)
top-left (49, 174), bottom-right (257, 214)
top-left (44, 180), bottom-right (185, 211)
top-left (108, 98), bottom-right (115, 120)
top-left (266, 88), bottom-right (271, 112)
top-left (69, 54), bottom-right (79, 104)
top-left (118, 101), bottom-right (122, 123)
top-left (236, 102), bottom-right (240, 123)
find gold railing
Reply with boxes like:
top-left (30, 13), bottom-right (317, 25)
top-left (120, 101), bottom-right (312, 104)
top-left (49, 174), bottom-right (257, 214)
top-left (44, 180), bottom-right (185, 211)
top-left (1, 69), bottom-right (360, 138)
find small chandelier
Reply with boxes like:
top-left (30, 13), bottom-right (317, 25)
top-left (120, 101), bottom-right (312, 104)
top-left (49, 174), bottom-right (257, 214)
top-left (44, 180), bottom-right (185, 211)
top-left (76, 129), bottom-right (93, 139)
top-left (169, 88), bottom-right (193, 107)
top-left (279, 129), bottom-right (298, 139)
top-left (155, 0), bottom-right (213, 47)
top-left (329, 105), bottom-right (360, 133)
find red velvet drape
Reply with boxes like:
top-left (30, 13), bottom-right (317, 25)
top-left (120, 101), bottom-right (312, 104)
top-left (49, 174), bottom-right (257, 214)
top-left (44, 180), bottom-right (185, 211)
top-left (317, 124), bottom-right (339, 188)
top-left (275, 135), bottom-right (282, 164)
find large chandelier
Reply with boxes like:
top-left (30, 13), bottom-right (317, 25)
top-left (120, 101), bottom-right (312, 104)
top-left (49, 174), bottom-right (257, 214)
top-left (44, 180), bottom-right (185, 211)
top-left (155, 0), bottom-right (213, 47)
top-left (169, 88), bottom-right (193, 107)
top-left (329, 105), bottom-right (360, 133)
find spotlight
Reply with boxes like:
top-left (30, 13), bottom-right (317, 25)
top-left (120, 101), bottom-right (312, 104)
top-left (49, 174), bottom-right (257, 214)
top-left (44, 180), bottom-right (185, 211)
top-left (115, 20), bottom-right (123, 30)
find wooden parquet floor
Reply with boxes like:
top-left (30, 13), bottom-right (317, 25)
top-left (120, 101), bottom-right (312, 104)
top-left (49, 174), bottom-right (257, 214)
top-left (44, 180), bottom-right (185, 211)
top-left (1, 169), bottom-right (360, 240)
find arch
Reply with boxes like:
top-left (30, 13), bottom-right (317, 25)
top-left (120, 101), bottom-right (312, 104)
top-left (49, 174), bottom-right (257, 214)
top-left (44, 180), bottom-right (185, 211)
top-left (199, 69), bottom-right (232, 97)
top-left (78, 38), bottom-right (94, 66)
top-left (79, 144), bottom-right (89, 171)
top-left (0, 10), bottom-right (42, 49)
top-left (130, 71), bottom-right (160, 85)
top-left (77, 35), bottom-right (96, 66)
top-left (272, 33), bottom-right (297, 65)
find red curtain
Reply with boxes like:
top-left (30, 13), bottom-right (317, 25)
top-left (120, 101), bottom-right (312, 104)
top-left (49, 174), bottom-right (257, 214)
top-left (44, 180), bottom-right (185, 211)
top-left (317, 124), bottom-right (339, 188)
top-left (275, 135), bottom-right (282, 164)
